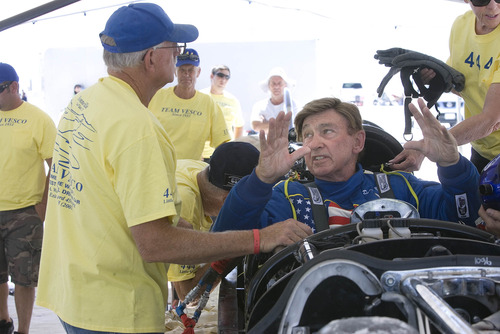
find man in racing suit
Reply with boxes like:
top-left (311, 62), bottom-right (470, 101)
top-left (212, 97), bottom-right (480, 233)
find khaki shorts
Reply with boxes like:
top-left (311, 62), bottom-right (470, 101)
top-left (0, 206), bottom-right (43, 287)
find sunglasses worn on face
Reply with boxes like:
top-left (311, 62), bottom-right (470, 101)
top-left (0, 82), bottom-right (12, 94)
top-left (470, 0), bottom-right (500, 6)
top-left (215, 72), bottom-right (230, 80)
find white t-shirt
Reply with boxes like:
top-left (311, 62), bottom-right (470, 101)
top-left (251, 98), bottom-right (298, 130)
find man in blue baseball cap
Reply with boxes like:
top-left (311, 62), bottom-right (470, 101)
top-left (149, 48), bottom-right (230, 160)
top-left (36, 4), bottom-right (311, 334)
top-left (0, 62), bottom-right (56, 334)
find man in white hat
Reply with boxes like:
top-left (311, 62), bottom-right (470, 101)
top-left (251, 67), bottom-right (298, 135)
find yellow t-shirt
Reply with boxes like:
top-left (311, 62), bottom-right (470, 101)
top-left (148, 87), bottom-right (231, 160)
top-left (36, 76), bottom-right (181, 333)
top-left (0, 102), bottom-right (56, 210)
top-left (200, 89), bottom-right (245, 159)
top-left (168, 159), bottom-right (213, 282)
top-left (448, 10), bottom-right (500, 160)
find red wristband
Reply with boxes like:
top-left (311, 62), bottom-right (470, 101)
top-left (253, 229), bottom-right (260, 254)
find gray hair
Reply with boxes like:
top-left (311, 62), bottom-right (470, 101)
top-left (100, 35), bottom-right (162, 71)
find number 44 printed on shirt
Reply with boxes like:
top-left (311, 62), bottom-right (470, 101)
top-left (465, 51), bottom-right (493, 70)
top-left (163, 188), bottom-right (171, 204)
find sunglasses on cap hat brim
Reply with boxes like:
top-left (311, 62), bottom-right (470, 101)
top-left (177, 53), bottom-right (199, 62)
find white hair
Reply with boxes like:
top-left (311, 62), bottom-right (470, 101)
top-left (100, 35), bottom-right (163, 71)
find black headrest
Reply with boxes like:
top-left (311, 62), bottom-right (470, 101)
top-left (360, 121), bottom-right (403, 172)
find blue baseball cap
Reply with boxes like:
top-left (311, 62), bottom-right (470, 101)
top-left (0, 63), bottom-right (19, 83)
top-left (176, 48), bottom-right (200, 67)
top-left (100, 3), bottom-right (199, 53)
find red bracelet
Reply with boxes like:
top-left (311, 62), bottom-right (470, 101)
top-left (253, 229), bottom-right (260, 254)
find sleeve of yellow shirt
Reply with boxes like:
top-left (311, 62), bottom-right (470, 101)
top-left (209, 101), bottom-right (231, 149)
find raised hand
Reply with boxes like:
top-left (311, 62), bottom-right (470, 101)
top-left (403, 98), bottom-right (459, 167)
top-left (255, 111), bottom-right (311, 183)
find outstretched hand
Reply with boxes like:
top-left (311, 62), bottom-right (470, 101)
top-left (255, 111), bottom-right (311, 184)
top-left (259, 219), bottom-right (313, 253)
top-left (403, 98), bottom-right (459, 167)
top-left (389, 148), bottom-right (425, 172)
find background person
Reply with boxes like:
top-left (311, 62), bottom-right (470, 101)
top-left (0, 62), bottom-right (56, 334)
top-left (168, 141), bottom-right (259, 302)
top-left (251, 67), bottom-right (298, 135)
top-left (73, 84), bottom-right (83, 95)
top-left (213, 97), bottom-right (481, 234)
top-left (201, 65), bottom-right (245, 162)
top-left (35, 4), bottom-right (311, 334)
top-left (390, 0), bottom-right (500, 173)
top-left (149, 49), bottom-right (230, 160)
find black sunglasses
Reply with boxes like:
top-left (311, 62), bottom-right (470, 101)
top-left (215, 72), bottom-right (230, 80)
top-left (470, 0), bottom-right (500, 6)
top-left (0, 82), bottom-right (12, 94)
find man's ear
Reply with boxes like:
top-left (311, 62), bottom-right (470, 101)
top-left (353, 130), bottom-right (366, 154)
top-left (10, 81), bottom-right (19, 93)
top-left (143, 49), bottom-right (155, 70)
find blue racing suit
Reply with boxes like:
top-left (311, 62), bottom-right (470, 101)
top-left (212, 155), bottom-right (481, 232)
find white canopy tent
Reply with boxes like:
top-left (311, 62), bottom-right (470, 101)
top-left (0, 0), bottom-right (469, 131)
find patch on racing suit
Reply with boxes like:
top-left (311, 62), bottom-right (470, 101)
top-left (376, 173), bottom-right (391, 194)
top-left (455, 193), bottom-right (469, 219)
top-left (309, 187), bottom-right (323, 205)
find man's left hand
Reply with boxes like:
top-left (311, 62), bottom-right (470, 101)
top-left (403, 98), bottom-right (459, 167)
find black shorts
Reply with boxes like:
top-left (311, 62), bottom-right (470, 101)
top-left (471, 147), bottom-right (491, 174)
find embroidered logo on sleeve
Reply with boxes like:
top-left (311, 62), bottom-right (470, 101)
top-left (455, 193), bottom-right (469, 218)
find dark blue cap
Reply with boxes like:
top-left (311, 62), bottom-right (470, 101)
top-left (0, 63), bottom-right (19, 83)
top-left (176, 48), bottom-right (200, 67)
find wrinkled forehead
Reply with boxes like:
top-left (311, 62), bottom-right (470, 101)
top-left (177, 64), bottom-right (198, 71)
top-left (302, 109), bottom-right (348, 129)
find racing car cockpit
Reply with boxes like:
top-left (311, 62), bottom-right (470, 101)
top-left (214, 123), bottom-right (500, 334)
